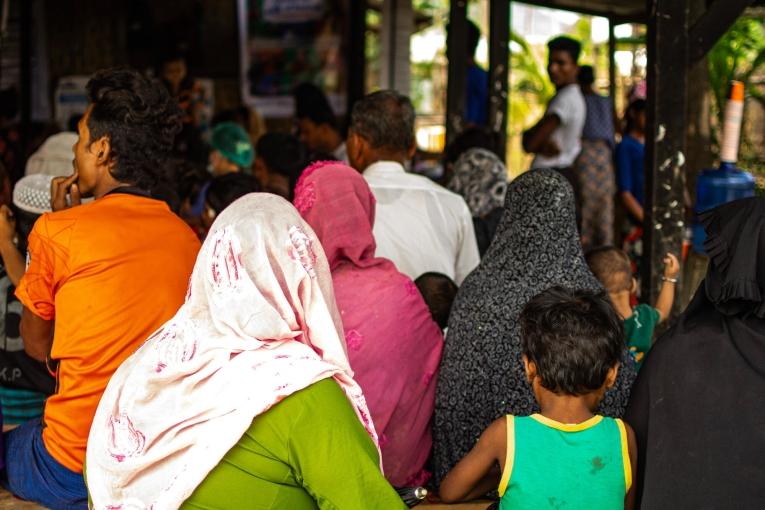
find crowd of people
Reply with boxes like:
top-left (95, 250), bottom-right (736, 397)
top-left (0, 33), bottom-right (759, 510)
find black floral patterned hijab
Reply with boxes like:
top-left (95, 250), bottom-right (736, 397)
top-left (448, 148), bottom-right (508, 218)
top-left (433, 168), bottom-right (637, 485)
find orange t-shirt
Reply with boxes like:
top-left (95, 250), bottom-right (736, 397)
top-left (16, 193), bottom-right (200, 473)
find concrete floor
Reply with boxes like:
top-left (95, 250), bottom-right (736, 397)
top-left (0, 490), bottom-right (45, 510)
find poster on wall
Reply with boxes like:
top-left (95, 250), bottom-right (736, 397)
top-left (238, 0), bottom-right (347, 118)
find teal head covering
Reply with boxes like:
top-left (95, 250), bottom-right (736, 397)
top-left (210, 122), bottom-right (254, 168)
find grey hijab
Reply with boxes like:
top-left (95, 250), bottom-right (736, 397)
top-left (432, 168), bottom-right (637, 485)
top-left (448, 148), bottom-right (508, 218)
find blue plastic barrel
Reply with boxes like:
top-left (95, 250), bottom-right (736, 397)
top-left (693, 162), bottom-right (755, 253)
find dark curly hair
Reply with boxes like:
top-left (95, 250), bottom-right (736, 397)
top-left (520, 286), bottom-right (624, 396)
top-left (86, 67), bottom-right (183, 191)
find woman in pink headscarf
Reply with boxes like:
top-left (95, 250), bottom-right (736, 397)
top-left (294, 161), bottom-right (444, 487)
top-left (85, 194), bottom-right (406, 510)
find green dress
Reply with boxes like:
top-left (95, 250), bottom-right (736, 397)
top-left (498, 414), bottom-right (630, 510)
top-left (182, 378), bottom-right (406, 510)
top-left (624, 303), bottom-right (660, 369)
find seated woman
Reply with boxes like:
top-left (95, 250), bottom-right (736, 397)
top-left (625, 197), bottom-right (765, 508)
top-left (85, 194), bottom-right (406, 510)
top-left (432, 169), bottom-right (637, 486)
top-left (294, 161), bottom-right (444, 486)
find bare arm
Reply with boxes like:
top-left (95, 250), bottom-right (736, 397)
top-left (654, 253), bottom-right (680, 322)
top-left (0, 239), bottom-right (24, 287)
top-left (439, 417), bottom-right (506, 503)
top-left (522, 115), bottom-right (560, 155)
top-left (620, 191), bottom-right (644, 224)
top-left (0, 205), bottom-right (24, 286)
top-left (624, 422), bottom-right (638, 510)
top-left (20, 307), bottom-right (53, 361)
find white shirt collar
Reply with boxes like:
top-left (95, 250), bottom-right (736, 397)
top-left (363, 160), bottom-right (406, 176)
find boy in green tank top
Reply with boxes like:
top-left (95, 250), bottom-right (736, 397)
top-left (586, 247), bottom-right (679, 369)
top-left (439, 287), bottom-right (637, 510)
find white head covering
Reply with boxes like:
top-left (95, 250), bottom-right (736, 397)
top-left (24, 132), bottom-right (77, 177)
top-left (86, 193), bottom-right (378, 510)
top-left (13, 174), bottom-right (54, 214)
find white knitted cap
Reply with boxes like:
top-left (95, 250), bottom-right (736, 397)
top-left (13, 174), bottom-right (54, 214)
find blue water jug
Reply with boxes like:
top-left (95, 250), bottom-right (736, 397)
top-left (693, 162), bottom-right (755, 253)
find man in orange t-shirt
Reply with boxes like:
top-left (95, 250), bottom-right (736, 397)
top-left (1, 68), bottom-right (200, 509)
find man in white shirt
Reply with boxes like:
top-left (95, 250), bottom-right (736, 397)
top-left (294, 82), bottom-right (348, 163)
top-left (522, 36), bottom-right (585, 218)
top-left (347, 91), bottom-right (480, 284)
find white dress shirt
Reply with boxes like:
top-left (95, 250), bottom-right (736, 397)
top-left (363, 161), bottom-right (480, 284)
top-left (530, 83), bottom-right (586, 169)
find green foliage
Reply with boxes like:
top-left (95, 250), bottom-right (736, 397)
top-left (510, 31), bottom-right (555, 104)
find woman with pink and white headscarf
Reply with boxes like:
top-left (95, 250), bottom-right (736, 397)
top-left (294, 161), bottom-right (444, 487)
top-left (85, 194), bottom-right (405, 510)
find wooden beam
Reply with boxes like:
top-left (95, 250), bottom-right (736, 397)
top-left (445, 0), bottom-right (468, 146)
top-left (347, 0), bottom-right (367, 125)
top-left (510, 0), bottom-right (646, 24)
top-left (642, 0), bottom-right (690, 312)
top-left (688, 0), bottom-right (755, 63)
top-left (488, 0), bottom-right (510, 160)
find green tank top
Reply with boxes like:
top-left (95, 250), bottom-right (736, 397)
top-left (498, 414), bottom-right (630, 510)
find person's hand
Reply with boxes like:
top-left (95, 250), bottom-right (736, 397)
top-left (0, 205), bottom-right (15, 245)
top-left (663, 253), bottom-right (680, 279)
top-left (50, 173), bottom-right (81, 212)
top-left (540, 140), bottom-right (561, 157)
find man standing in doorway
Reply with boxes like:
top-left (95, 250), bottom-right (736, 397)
top-left (522, 36), bottom-right (586, 220)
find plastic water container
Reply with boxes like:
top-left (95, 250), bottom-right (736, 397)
top-left (692, 162), bottom-right (755, 253)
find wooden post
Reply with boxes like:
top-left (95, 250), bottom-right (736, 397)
top-left (19, 0), bottom-right (32, 159)
top-left (488, 0), bottom-right (510, 161)
top-left (347, 0), bottom-right (367, 123)
top-left (608, 19), bottom-right (616, 111)
top-left (445, 0), bottom-right (468, 146)
top-left (642, 0), bottom-right (690, 310)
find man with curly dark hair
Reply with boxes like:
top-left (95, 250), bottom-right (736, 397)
top-left (1, 68), bottom-right (201, 509)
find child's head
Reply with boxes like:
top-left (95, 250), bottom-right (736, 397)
top-left (520, 287), bottom-right (623, 400)
top-left (203, 173), bottom-right (261, 229)
top-left (585, 246), bottom-right (634, 294)
top-left (254, 133), bottom-right (307, 199)
top-left (414, 272), bottom-right (458, 330)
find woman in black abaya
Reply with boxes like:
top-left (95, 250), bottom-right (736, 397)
top-left (625, 197), bottom-right (765, 509)
top-left (432, 169), bottom-right (637, 486)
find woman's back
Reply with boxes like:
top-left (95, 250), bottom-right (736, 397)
top-left (184, 378), bottom-right (405, 509)
top-left (294, 161), bottom-right (444, 487)
top-left (332, 263), bottom-right (443, 486)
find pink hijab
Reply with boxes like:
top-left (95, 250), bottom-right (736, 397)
top-left (85, 194), bottom-right (378, 509)
top-left (295, 162), bottom-right (444, 486)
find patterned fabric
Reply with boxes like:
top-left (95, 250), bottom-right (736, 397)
top-left (448, 148), bottom-right (508, 218)
top-left (582, 93), bottom-right (615, 146)
top-left (575, 139), bottom-right (616, 250)
top-left (12, 174), bottom-right (54, 214)
top-left (86, 194), bottom-right (378, 509)
top-left (295, 162), bottom-right (444, 486)
top-left (432, 169), bottom-right (637, 486)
